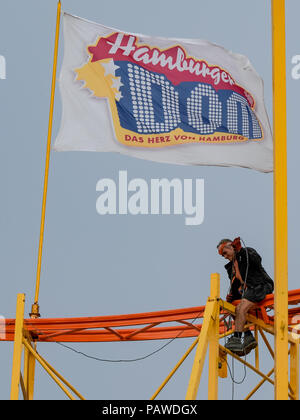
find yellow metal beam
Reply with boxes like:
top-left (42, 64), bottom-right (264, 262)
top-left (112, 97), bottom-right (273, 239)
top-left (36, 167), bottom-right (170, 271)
top-left (186, 274), bottom-right (220, 400)
top-left (10, 293), bottom-right (25, 400)
top-left (207, 273), bottom-right (220, 400)
top-left (272, 0), bottom-right (289, 400)
top-left (290, 342), bottom-right (299, 400)
top-left (152, 326), bottom-right (233, 399)
top-left (220, 344), bottom-right (275, 386)
top-left (220, 345), bottom-right (299, 399)
top-left (19, 373), bottom-right (28, 401)
top-left (245, 368), bottom-right (274, 400)
top-left (259, 327), bottom-right (275, 359)
top-left (219, 344), bottom-right (296, 399)
top-left (23, 338), bottom-right (77, 400)
top-left (38, 352), bottom-right (85, 400)
top-left (23, 338), bottom-right (36, 400)
top-left (33, 0), bottom-right (62, 314)
top-left (150, 337), bottom-right (198, 400)
top-left (218, 347), bottom-right (227, 379)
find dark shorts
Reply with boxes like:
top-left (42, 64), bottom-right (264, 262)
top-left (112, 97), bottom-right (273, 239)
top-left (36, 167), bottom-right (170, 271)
top-left (243, 283), bottom-right (274, 303)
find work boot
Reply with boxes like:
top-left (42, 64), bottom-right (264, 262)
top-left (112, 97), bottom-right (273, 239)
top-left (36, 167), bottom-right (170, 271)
top-left (225, 336), bottom-right (245, 356)
top-left (243, 333), bottom-right (258, 355)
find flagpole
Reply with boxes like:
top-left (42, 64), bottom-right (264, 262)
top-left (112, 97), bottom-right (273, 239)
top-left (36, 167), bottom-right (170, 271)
top-left (272, 0), bottom-right (289, 400)
top-left (31, 0), bottom-right (62, 318)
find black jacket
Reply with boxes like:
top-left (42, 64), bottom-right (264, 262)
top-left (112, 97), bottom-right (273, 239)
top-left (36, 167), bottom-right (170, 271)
top-left (225, 247), bottom-right (274, 301)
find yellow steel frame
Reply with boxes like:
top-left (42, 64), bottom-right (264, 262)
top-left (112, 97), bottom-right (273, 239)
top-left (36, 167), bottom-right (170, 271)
top-left (186, 274), bottom-right (220, 400)
top-left (150, 275), bottom-right (299, 401)
top-left (9, 0), bottom-right (294, 400)
top-left (272, 0), bottom-right (289, 400)
top-left (10, 294), bottom-right (85, 400)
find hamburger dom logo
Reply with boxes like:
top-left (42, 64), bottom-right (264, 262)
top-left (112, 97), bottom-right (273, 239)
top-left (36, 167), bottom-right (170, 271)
top-left (75, 32), bottom-right (263, 148)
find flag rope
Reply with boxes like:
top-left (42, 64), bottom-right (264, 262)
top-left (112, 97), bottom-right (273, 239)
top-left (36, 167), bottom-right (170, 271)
top-left (31, 0), bottom-right (62, 317)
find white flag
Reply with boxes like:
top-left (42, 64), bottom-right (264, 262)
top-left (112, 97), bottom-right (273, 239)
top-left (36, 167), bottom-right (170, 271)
top-left (54, 13), bottom-right (273, 172)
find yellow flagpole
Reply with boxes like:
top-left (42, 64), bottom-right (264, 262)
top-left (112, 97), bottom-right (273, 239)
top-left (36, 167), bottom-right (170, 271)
top-left (31, 0), bottom-right (62, 318)
top-left (272, 0), bottom-right (289, 400)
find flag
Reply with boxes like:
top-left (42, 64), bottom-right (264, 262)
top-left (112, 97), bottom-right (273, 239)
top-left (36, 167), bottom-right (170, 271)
top-left (53, 13), bottom-right (273, 172)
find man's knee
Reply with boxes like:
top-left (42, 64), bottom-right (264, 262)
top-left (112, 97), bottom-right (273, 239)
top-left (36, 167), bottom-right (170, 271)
top-left (236, 300), bottom-right (254, 316)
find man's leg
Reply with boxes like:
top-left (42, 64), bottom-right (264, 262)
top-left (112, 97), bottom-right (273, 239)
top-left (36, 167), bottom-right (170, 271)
top-left (235, 299), bottom-right (255, 332)
top-left (225, 298), bottom-right (256, 356)
top-left (236, 299), bottom-right (258, 355)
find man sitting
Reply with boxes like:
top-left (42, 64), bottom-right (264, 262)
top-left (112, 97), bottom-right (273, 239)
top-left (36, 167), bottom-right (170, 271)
top-left (217, 237), bottom-right (274, 356)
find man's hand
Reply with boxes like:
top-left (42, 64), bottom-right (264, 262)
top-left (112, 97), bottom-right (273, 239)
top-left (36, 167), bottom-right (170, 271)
top-left (226, 292), bottom-right (234, 303)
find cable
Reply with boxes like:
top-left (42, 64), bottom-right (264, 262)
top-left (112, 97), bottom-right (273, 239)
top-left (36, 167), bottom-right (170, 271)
top-left (56, 332), bottom-right (184, 363)
top-left (240, 237), bottom-right (249, 298)
top-left (55, 309), bottom-right (204, 364)
top-left (220, 298), bottom-right (247, 400)
top-left (56, 340), bottom-right (175, 363)
top-left (225, 237), bottom-right (249, 302)
top-left (221, 336), bottom-right (247, 400)
top-left (226, 355), bottom-right (247, 384)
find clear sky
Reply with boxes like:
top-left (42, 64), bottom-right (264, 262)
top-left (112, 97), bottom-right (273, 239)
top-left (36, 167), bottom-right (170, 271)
top-left (0, 0), bottom-right (299, 400)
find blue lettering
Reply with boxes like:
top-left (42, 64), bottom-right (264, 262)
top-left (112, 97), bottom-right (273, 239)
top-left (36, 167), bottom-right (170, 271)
top-left (115, 61), bottom-right (262, 140)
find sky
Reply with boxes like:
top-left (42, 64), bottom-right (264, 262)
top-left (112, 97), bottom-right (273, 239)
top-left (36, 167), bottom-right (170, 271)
top-left (0, 0), bottom-right (299, 400)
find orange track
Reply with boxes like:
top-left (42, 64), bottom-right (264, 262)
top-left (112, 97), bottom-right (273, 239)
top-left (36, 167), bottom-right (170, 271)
top-left (2, 289), bottom-right (300, 343)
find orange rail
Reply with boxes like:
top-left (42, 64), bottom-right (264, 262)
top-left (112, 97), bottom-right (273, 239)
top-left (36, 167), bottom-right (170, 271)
top-left (2, 289), bottom-right (300, 343)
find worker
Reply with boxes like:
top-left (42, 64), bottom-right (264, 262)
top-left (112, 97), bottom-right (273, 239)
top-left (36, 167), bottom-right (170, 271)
top-left (217, 237), bottom-right (274, 356)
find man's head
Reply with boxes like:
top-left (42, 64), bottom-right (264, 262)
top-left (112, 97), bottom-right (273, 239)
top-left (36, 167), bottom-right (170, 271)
top-left (217, 239), bottom-right (235, 261)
